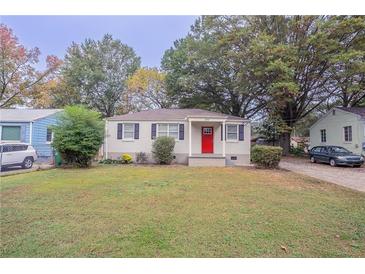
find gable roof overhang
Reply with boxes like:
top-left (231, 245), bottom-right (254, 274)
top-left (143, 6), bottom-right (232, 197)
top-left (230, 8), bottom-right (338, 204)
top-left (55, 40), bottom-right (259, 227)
top-left (107, 108), bottom-right (250, 123)
top-left (309, 107), bottom-right (364, 130)
top-left (187, 115), bottom-right (249, 123)
top-left (0, 109), bottom-right (63, 123)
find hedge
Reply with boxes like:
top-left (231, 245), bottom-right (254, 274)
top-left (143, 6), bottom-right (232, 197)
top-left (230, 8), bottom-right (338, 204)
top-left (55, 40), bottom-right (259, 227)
top-left (251, 145), bottom-right (283, 169)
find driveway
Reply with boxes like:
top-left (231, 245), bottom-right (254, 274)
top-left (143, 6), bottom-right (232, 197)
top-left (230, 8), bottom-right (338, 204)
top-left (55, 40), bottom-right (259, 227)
top-left (0, 163), bottom-right (54, 177)
top-left (280, 157), bottom-right (365, 192)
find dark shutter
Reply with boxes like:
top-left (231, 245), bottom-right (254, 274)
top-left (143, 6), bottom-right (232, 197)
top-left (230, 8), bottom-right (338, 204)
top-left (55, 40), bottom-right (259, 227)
top-left (134, 123), bottom-right (139, 139)
top-left (221, 125), bottom-right (223, 141)
top-left (179, 124), bottom-right (184, 140)
top-left (239, 124), bottom-right (244, 141)
top-left (117, 123), bottom-right (123, 139)
top-left (151, 123), bottom-right (157, 139)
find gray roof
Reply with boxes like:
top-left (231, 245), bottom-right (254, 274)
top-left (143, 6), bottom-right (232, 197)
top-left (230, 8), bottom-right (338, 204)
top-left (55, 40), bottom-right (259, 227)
top-left (0, 108), bottom-right (63, 122)
top-left (336, 107), bottom-right (365, 118)
top-left (108, 108), bottom-right (246, 121)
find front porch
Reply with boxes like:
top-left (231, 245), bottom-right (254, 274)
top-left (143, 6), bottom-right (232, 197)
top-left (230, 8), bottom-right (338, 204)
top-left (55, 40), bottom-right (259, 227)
top-left (187, 116), bottom-right (227, 167)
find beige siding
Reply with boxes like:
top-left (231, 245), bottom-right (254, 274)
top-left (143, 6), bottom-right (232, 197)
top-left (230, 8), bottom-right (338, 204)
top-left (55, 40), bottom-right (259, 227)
top-left (105, 119), bottom-right (251, 165)
top-left (310, 109), bottom-right (365, 154)
top-left (106, 120), bottom-right (189, 155)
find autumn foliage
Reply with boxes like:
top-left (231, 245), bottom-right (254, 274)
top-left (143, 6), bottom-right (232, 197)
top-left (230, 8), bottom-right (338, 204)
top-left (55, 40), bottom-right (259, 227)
top-left (0, 24), bottom-right (61, 107)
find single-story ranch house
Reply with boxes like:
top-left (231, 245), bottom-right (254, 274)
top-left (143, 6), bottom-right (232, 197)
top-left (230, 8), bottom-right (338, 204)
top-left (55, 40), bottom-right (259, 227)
top-left (104, 108), bottom-right (251, 166)
top-left (310, 107), bottom-right (365, 155)
top-left (0, 108), bottom-right (63, 161)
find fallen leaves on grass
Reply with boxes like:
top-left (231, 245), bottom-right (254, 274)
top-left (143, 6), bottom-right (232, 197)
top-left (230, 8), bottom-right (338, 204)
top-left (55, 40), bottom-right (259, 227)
top-left (280, 245), bottom-right (288, 253)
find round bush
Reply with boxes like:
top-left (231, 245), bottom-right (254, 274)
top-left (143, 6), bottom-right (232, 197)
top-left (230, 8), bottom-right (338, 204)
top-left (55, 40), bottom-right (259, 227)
top-left (122, 153), bottom-right (133, 164)
top-left (152, 136), bottom-right (175, 164)
top-left (251, 145), bottom-right (283, 169)
top-left (52, 105), bottom-right (104, 168)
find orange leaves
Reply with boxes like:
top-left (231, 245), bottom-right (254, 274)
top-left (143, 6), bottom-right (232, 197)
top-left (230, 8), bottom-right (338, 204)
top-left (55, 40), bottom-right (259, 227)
top-left (0, 23), bottom-right (61, 107)
top-left (46, 55), bottom-right (63, 70)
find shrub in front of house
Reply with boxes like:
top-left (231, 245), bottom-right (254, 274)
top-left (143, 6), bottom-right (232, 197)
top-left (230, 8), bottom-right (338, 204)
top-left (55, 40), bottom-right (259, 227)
top-left (52, 105), bottom-right (104, 168)
top-left (152, 136), bottom-right (175, 164)
top-left (251, 145), bottom-right (283, 169)
top-left (136, 152), bottom-right (148, 164)
top-left (99, 159), bottom-right (119, 164)
top-left (99, 154), bottom-right (133, 165)
top-left (122, 153), bottom-right (133, 164)
top-left (99, 159), bottom-right (123, 164)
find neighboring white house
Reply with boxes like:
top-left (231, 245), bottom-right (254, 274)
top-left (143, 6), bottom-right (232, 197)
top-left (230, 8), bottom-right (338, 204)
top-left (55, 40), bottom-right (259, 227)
top-left (309, 107), bottom-right (365, 155)
top-left (104, 108), bottom-right (251, 166)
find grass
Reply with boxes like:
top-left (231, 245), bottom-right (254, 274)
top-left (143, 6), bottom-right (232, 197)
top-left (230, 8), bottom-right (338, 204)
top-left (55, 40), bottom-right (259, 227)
top-left (1, 165), bottom-right (364, 257)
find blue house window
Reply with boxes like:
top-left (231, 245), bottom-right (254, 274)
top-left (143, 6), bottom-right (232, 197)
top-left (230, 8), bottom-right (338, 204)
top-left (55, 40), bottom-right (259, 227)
top-left (1, 126), bottom-right (21, 141)
top-left (46, 128), bottom-right (53, 142)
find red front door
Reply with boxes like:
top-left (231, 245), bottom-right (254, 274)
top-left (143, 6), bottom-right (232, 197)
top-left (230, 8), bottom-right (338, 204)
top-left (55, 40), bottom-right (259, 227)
top-left (202, 127), bottom-right (214, 153)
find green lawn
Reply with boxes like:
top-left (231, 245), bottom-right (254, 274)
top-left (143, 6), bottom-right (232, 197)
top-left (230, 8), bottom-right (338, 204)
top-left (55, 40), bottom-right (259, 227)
top-left (1, 165), bottom-right (364, 257)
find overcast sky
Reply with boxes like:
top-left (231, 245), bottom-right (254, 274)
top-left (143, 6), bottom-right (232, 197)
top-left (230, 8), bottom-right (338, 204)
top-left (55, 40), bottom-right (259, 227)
top-left (0, 16), bottom-right (197, 69)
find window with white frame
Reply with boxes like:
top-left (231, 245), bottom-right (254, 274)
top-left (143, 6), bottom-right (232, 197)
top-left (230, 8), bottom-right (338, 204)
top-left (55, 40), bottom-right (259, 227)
top-left (226, 125), bottom-right (238, 141)
top-left (157, 123), bottom-right (179, 139)
top-left (344, 126), bottom-right (352, 142)
top-left (1, 126), bottom-right (21, 141)
top-left (46, 128), bottom-right (53, 143)
top-left (123, 123), bottom-right (135, 139)
top-left (320, 129), bottom-right (326, 143)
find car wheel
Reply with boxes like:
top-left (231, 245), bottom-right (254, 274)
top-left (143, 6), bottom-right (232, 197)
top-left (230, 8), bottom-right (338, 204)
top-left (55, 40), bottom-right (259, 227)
top-left (22, 157), bottom-right (34, 169)
top-left (310, 156), bottom-right (316, 163)
top-left (329, 159), bottom-right (337, 167)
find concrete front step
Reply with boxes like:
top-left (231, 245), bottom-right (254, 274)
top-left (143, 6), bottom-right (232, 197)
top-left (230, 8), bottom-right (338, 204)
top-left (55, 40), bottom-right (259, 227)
top-left (188, 155), bottom-right (226, 167)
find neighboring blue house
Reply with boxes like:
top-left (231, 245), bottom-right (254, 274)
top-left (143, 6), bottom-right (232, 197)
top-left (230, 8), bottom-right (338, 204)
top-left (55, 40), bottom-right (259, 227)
top-left (0, 109), bottom-right (63, 162)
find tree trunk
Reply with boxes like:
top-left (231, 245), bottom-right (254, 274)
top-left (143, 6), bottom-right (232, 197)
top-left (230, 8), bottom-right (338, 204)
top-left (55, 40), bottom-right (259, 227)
top-left (279, 131), bottom-right (291, 156)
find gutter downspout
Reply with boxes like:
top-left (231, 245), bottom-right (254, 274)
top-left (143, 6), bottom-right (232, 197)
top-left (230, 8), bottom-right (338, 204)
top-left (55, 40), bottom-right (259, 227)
top-left (29, 122), bottom-right (33, 145)
top-left (222, 120), bottom-right (226, 158)
top-left (188, 119), bottom-right (192, 157)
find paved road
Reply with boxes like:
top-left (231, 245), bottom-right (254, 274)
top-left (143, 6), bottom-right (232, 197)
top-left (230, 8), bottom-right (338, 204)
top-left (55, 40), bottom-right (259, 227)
top-left (280, 157), bottom-right (365, 192)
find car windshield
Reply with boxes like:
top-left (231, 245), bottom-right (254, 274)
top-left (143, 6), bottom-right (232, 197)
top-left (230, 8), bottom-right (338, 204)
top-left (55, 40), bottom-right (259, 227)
top-left (330, 146), bottom-right (350, 153)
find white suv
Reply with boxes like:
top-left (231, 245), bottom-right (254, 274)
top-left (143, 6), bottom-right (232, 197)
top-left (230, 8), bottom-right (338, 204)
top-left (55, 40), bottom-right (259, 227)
top-left (0, 143), bottom-right (38, 169)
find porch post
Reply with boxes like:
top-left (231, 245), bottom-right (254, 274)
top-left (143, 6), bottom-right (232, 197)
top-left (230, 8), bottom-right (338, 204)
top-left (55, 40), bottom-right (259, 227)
top-left (189, 119), bottom-right (192, 157)
top-left (104, 119), bottom-right (108, 160)
top-left (222, 120), bottom-right (226, 157)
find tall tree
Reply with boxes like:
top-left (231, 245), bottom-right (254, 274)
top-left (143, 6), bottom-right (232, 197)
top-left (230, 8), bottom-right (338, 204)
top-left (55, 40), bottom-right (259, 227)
top-left (162, 16), bottom-right (365, 154)
top-left (162, 16), bottom-right (269, 119)
top-left (258, 115), bottom-right (291, 146)
top-left (246, 16), bottom-right (365, 154)
top-left (125, 67), bottom-right (171, 112)
top-left (0, 24), bottom-right (61, 107)
top-left (30, 77), bottom-right (80, 108)
top-left (327, 17), bottom-right (365, 107)
top-left (61, 34), bottom-right (140, 117)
